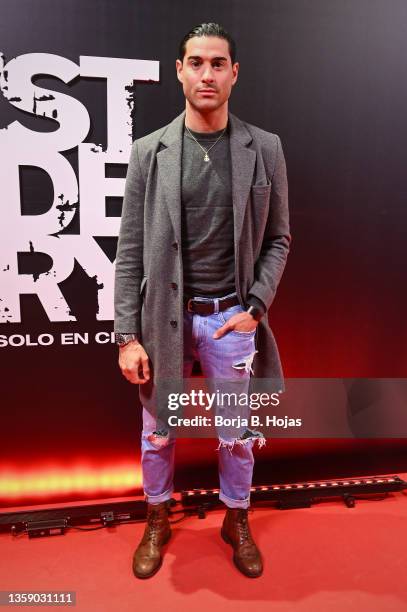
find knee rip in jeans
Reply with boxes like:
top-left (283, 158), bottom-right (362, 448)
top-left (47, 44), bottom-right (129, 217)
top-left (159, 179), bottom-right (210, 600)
top-left (144, 428), bottom-right (171, 449)
top-left (232, 350), bottom-right (258, 375)
top-left (216, 428), bottom-right (266, 453)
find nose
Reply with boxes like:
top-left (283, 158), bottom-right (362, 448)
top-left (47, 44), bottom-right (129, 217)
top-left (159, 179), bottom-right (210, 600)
top-left (201, 64), bottom-right (215, 83)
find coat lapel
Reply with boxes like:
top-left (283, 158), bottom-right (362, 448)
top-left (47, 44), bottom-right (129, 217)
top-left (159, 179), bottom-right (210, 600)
top-left (156, 108), bottom-right (256, 247)
top-left (228, 111), bottom-right (256, 247)
top-left (157, 110), bottom-right (186, 243)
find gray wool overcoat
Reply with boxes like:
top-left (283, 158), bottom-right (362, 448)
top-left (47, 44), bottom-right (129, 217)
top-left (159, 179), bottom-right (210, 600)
top-left (114, 109), bottom-right (291, 413)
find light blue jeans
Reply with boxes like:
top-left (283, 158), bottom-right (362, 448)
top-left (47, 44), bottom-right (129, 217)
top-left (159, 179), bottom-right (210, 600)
top-left (141, 293), bottom-right (265, 509)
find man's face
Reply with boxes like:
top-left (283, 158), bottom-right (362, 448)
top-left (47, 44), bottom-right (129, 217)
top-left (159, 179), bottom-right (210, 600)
top-left (176, 36), bottom-right (239, 113)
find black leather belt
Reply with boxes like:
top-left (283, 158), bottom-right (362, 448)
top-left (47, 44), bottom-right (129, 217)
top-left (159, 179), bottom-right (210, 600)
top-left (184, 294), bottom-right (240, 315)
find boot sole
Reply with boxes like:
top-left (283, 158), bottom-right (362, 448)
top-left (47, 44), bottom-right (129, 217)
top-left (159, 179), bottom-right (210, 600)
top-left (221, 527), bottom-right (263, 578)
top-left (133, 529), bottom-right (172, 579)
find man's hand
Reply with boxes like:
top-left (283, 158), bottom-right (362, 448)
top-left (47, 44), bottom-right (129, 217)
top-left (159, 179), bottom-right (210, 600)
top-left (213, 311), bottom-right (258, 339)
top-left (118, 340), bottom-right (150, 384)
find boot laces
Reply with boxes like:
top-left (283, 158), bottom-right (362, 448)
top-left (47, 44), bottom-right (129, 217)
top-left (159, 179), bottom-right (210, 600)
top-left (146, 508), bottom-right (165, 544)
top-left (237, 509), bottom-right (251, 542)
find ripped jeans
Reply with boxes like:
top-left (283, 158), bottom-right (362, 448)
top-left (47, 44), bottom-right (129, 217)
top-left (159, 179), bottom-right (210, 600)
top-left (141, 293), bottom-right (265, 509)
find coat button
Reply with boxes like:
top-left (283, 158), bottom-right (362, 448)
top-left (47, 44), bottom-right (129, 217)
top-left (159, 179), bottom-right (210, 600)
top-left (170, 282), bottom-right (178, 290)
top-left (170, 320), bottom-right (177, 328)
top-left (172, 242), bottom-right (178, 251)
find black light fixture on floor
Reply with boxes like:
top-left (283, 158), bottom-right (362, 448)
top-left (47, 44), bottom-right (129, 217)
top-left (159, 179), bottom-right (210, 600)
top-left (1, 474), bottom-right (405, 538)
top-left (0, 498), bottom-right (148, 537)
top-left (181, 474), bottom-right (407, 510)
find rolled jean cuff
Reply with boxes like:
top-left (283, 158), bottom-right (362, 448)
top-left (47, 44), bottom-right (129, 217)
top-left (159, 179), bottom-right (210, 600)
top-left (144, 486), bottom-right (173, 505)
top-left (219, 490), bottom-right (250, 509)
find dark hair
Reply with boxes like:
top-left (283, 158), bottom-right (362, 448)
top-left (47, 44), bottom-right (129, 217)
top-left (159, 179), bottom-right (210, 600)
top-left (178, 22), bottom-right (237, 65)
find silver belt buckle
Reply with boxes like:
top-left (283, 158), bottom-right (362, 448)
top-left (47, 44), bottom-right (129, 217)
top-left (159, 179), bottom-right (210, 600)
top-left (187, 298), bottom-right (195, 313)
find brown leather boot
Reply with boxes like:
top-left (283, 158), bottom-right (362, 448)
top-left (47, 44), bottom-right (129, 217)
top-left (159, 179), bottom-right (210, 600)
top-left (132, 501), bottom-right (172, 579)
top-left (221, 508), bottom-right (263, 578)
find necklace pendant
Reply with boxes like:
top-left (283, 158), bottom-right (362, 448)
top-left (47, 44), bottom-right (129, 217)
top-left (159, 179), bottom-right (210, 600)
top-left (204, 153), bottom-right (210, 162)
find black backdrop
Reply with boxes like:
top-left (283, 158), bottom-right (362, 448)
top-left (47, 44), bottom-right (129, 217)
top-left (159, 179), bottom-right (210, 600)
top-left (1, 0), bottom-right (406, 504)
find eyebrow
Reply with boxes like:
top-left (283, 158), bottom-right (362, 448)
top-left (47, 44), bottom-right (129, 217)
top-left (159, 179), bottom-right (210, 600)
top-left (187, 55), bottom-right (228, 62)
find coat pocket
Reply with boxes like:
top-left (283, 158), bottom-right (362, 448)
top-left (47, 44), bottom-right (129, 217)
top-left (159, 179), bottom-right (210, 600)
top-left (251, 179), bottom-right (271, 195)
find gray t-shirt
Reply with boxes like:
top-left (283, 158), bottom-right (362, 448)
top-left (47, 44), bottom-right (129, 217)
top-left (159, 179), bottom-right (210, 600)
top-left (181, 121), bottom-right (235, 298)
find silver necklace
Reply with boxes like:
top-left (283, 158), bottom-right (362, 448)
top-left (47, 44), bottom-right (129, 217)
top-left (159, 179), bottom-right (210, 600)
top-left (185, 123), bottom-right (227, 162)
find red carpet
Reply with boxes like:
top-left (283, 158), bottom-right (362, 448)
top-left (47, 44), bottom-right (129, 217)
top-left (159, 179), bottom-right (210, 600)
top-left (1, 474), bottom-right (407, 612)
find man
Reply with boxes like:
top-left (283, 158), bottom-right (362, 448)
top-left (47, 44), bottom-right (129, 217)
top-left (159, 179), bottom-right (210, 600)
top-left (114, 23), bottom-right (290, 579)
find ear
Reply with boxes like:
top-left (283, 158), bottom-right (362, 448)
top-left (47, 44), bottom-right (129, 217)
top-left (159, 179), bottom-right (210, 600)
top-left (175, 59), bottom-right (183, 83)
top-left (231, 62), bottom-right (239, 86)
